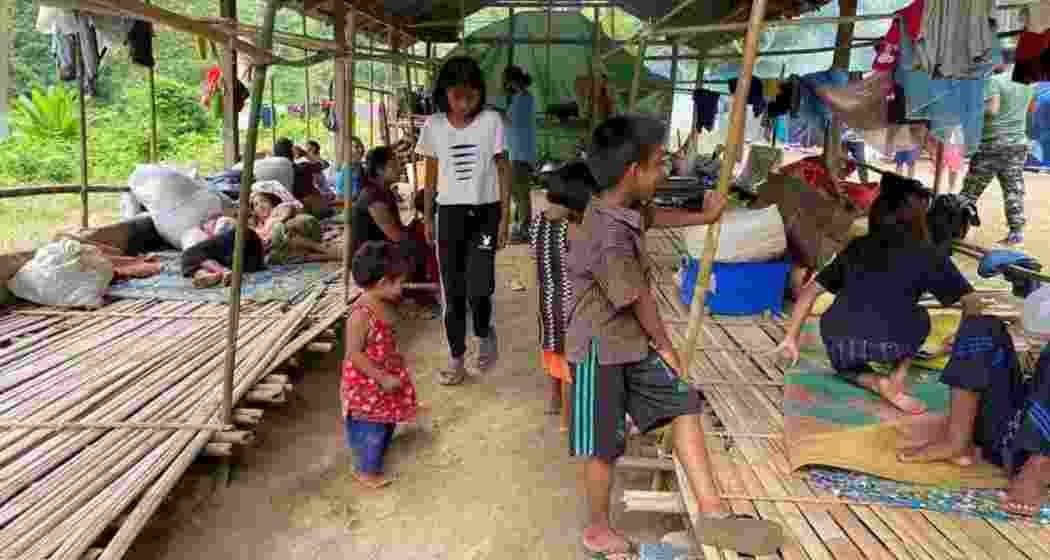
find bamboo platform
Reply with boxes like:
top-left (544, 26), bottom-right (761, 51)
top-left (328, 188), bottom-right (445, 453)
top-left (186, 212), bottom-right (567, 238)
top-left (0, 279), bottom-right (353, 560)
top-left (642, 230), bottom-right (1050, 560)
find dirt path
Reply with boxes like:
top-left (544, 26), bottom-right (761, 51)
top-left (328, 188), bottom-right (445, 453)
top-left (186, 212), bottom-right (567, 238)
top-left (126, 247), bottom-right (669, 560)
top-left (124, 159), bottom-right (1050, 560)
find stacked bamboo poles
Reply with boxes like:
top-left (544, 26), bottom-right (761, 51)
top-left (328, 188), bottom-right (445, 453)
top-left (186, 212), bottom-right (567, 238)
top-left (0, 286), bottom-right (349, 559)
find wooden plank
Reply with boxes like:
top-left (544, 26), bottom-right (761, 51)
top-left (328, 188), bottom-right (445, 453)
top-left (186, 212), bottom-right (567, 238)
top-left (827, 506), bottom-right (897, 560)
top-left (921, 511), bottom-right (994, 560)
top-left (848, 507), bottom-right (918, 560)
top-left (953, 517), bottom-right (1028, 560)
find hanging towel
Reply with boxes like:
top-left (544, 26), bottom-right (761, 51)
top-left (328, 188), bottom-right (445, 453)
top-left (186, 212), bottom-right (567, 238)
top-left (76, 14), bottom-right (103, 97)
top-left (728, 78), bottom-right (767, 116)
top-left (127, 21), bottom-right (154, 68)
top-left (872, 0), bottom-right (926, 72)
top-left (692, 89), bottom-right (719, 131)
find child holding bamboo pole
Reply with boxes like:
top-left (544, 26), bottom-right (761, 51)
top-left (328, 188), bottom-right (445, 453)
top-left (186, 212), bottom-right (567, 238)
top-left (341, 241), bottom-right (418, 489)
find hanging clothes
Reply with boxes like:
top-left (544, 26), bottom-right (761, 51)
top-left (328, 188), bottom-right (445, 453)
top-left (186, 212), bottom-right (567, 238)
top-left (76, 14), bottom-right (103, 97)
top-left (126, 21), bottom-right (154, 68)
top-left (894, 32), bottom-right (990, 153)
top-left (728, 78), bottom-right (767, 116)
top-left (915, 0), bottom-right (997, 79)
top-left (872, 0), bottom-right (926, 73)
top-left (1012, 31), bottom-right (1050, 84)
top-left (692, 89), bottom-right (720, 132)
top-left (55, 33), bottom-right (78, 82)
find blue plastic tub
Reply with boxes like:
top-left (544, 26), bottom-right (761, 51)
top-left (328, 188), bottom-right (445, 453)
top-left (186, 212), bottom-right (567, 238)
top-left (678, 256), bottom-right (790, 316)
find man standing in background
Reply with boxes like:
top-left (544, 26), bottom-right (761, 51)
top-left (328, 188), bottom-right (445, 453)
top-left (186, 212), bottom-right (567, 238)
top-left (960, 65), bottom-right (1035, 246)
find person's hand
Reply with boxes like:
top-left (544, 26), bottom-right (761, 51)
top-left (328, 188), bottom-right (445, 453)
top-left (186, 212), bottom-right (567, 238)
top-left (657, 346), bottom-right (685, 379)
top-left (774, 337), bottom-right (800, 367)
top-left (423, 219), bottom-right (434, 244)
top-left (702, 190), bottom-right (729, 216)
top-left (377, 374), bottom-right (402, 393)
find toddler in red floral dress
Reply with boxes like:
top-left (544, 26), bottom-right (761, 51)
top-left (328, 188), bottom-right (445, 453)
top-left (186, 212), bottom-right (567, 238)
top-left (342, 241), bottom-right (418, 488)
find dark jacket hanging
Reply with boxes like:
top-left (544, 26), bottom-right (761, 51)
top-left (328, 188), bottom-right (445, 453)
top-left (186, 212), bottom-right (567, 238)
top-left (127, 21), bottom-right (155, 68)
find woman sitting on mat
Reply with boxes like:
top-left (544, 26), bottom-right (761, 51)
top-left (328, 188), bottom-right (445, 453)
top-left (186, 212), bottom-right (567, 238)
top-left (351, 146), bottom-right (437, 308)
top-left (900, 289), bottom-right (1050, 516)
top-left (776, 188), bottom-right (983, 414)
top-left (249, 191), bottom-right (339, 265)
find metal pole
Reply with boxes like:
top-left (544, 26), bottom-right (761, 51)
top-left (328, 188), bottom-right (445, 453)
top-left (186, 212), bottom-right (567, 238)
top-left (75, 31), bottom-right (89, 228)
top-left (303, 13), bottom-right (311, 140)
top-left (222, 0), bottom-right (280, 426)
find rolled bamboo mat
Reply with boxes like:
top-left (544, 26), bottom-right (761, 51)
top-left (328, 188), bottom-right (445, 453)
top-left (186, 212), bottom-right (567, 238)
top-left (0, 280), bottom-right (349, 559)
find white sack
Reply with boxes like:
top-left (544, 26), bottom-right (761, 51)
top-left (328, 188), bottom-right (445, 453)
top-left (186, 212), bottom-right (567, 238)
top-left (8, 239), bottom-right (114, 307)
top-left (127, 164), bottom-right (228, 249)
top-left (679, 205), bottom-right (787, 263)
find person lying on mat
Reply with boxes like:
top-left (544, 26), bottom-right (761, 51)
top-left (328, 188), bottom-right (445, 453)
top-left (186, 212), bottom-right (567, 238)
top-left (567, 115), bottom-right (782, 558)
top-left (249, 192), bottom-right (339, 265)
top-left (899, 289), bottom-right (1050, 517)
top-left (180, 219), bottom-right (266, 289)
top-left (776, 190), bottom-right (983, 415)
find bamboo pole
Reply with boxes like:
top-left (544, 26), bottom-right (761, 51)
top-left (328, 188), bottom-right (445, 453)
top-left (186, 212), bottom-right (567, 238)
top-left (590, 7), bottom-right (601, 131)
top-left (221, 0), bottom-right (238, 167)
top-left (628, 36), bottom-right (646, 112)
top-left (0, 185), bottom-right (129, 199)
top-left (545, 0), bottom-right (552, 155)
top-left (369, 36), bottom-right (375, 148)
top-left (342, 8), bottom-right (357, 300)
top-left (933, 140), bottom-right (945, 195)
top-left (303, 12), bottom-right (311, 140)
top-left (270, 73), bottom-right (277, 148)
top-left (657, 13), bottom-right (895, 37)
top-left (221, 0), bottom-right (280, 426)
top-left (75, 33), bottom-right (89, 229)
top-left (600, 0), bottom-right (700, 61)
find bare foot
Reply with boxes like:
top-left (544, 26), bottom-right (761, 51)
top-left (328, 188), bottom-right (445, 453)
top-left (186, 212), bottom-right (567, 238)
top-left (582, 525), bottom-right (632, 556)
top-left (351, 471), bottom-right (394, 489)
top-left (898, 440), bottom-right (976, 466)
top-left (192, 271), bottom-right (223, 289)
top-left (876, 376), bottom-right (927, 414)
top-left (1002, 455), bottom-right (1050, 517)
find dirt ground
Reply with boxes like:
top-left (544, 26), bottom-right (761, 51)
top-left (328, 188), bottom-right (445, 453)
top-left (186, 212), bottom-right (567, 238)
top-left (124, 155), bottom-right (1050, 560)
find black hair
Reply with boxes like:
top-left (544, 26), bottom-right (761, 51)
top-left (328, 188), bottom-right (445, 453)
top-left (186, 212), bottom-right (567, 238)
top-left (586, 115), bottom-right (667, 192)
top-left (433, 56), bottom-right (486, 117)
top-left (351, 136), bottom-right (365, 155)
top-left (251, 191), bottom-right (282, 209)
top-left (503, 65), bottom-right (533, 88)
top-left (544, 160), bottom-right (599, 214)
top-left (365, 146), bottom-right (395, 180)
top-left (306, 140), bottom-right (321, 155)
top-left (274, 137), bottom-right (294, 159)
top-left (351, 241), bottom-right (409, 287)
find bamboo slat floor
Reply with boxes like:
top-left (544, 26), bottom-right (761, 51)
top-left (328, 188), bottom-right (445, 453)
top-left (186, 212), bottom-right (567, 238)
top-left (0, 278), bottom-right (353, 560)
top-left (643, 229), bottom-right (1050, 560)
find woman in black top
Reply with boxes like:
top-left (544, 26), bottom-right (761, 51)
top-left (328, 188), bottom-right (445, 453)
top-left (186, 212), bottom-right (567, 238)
top-left (350, 147), bottom-right (404, 258)
top-left (777, 187), bottom-right (982, 414)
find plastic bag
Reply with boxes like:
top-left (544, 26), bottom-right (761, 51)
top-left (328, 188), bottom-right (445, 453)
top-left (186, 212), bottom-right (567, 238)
top-left (679, 206), bottom-right (787, 263)
top-left (128, 164), bottom-right (227, 249)
top-left (8, 239), bottom-right (114, 307)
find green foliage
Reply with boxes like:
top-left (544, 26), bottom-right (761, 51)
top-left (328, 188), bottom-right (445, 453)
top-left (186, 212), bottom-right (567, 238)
top-left (12, 85), bottom-right (80, 140)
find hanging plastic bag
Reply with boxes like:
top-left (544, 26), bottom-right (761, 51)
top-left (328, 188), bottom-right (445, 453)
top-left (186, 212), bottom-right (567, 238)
top-left (678, 206), bottom-right (787, 263)
top-left (8, 239), bottom-right (114, 307)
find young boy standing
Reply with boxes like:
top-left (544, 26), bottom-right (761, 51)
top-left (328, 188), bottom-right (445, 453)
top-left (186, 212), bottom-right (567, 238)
top-left (566, 116), bottom-right (784, 557)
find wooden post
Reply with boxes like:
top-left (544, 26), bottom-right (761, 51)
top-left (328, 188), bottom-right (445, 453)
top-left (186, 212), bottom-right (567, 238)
top-left (824, 0), bottom-right (857, 173)
top-left (369, 36), bottom-right (375, 148)
top-left (222, 0), bottom-right (280, 426)
top-left (303, 13), bottom-right (311, 140)
top-left (270, 74), bottom-right (277, 148)
top-left (933, 140), bottom-right (945, 195)
top-left (545, 0), bottom-right (552, 155)
top-left (591, 7), bottom-right (602, 130)
top-left (333, 6), bottom-right (348, 168)
top-left (75, 34), bottom-right (89, 228)
top-left (222, 0), bottom-right (239, 167)
top-left (342, 9), bottom-right (357, 298)
top-left (508, 7), bottom-right (516, 69)
top-left (144, 0), bottom-right (159, 163)
top-left (628, 36), bottom-right (646, 112)
top-left (680, 0), bottom-right (770, 414)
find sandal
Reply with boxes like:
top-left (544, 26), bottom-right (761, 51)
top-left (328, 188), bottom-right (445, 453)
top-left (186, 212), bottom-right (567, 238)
top-left (691, 513), bottom-right (784, 556)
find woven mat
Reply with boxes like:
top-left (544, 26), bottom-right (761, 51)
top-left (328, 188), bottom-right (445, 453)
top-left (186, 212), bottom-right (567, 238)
top-left (107, 252), bottom-right (339, 304)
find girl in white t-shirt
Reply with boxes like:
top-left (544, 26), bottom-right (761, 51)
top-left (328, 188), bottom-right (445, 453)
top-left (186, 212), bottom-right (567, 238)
top-left (416, 57), bottom-right (511, 386)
